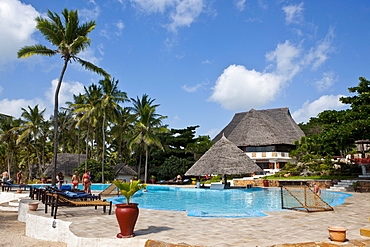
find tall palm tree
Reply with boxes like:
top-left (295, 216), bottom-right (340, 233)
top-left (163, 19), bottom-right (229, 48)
top-left (129, 94), bottom-right (168, 183)
top-left (14, 105), bottom-right (46, 176)
top-left (18, 9), bottom-right (110, 185)
top-left (0, 116), bottom-right (22, 178)
top-left (97, 78), bottom-right (128, 183)
top-left (71, 84), bottom-right (102, 170)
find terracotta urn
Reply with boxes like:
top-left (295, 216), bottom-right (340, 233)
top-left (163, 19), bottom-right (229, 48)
top-left (115, 203), bottom-right (139, 238)
top-left (328, 226), bottom-right (347, 242)
top-left (28, 202), bottom-right (39, 211)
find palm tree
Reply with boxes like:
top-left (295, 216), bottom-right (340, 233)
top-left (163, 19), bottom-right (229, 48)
top-left (14, 105), bottom-right (46, 176)
top-left (18, 8), bottom-right (110, 185)
top-left (71, 84), bottom-right (102, 170)
top-left (0, 116), bottom-right (22, 178)
top-left (129, 94), bottom-right (168, 183)
top-left (97, 78), bottom-right (128, 183)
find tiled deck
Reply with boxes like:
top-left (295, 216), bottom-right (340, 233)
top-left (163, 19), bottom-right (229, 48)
top-left (18, 190), bottom-right (370, 246)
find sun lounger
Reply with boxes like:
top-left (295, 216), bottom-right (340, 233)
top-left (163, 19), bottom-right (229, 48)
top-left (45, 192), bottom-right (112, 219)
top-left (1, 181), bottom-right (31, 192)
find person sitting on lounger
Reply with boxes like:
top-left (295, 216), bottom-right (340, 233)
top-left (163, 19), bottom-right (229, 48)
top-left (2, 171), bottom-right (9, 182)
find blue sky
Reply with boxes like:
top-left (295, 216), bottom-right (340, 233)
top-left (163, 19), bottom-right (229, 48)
top-left (0, 0), bottom-right (369, 138)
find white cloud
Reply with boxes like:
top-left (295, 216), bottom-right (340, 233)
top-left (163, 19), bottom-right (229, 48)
top-left (292, 94), bottom-right (347, 123)
top-left (235, 0), bottom-right (246, 11)
top-left (282, 2), bottom-right (304, 24)
top-left (116, 20), bottom-right (125, 36)
top-left (182, 81), bottom-right (208, 92)
top-left (79, 4), bottom-right (100, 21)
top-left (131, 0), bottom-right (174, 13)
top-left (314, 71), bottom-right (336, 91)
top-left (211, 27), bottom-right (335, 111)
top-left (209, 65), bottom-right (283, 110)
top-left (0, 0), bottom-right (39, 69)
top-left (304, 27), bottom-right (335, 70)
top-left (0, 78), bottom-right (85, 119)
top-left (265, 40), bottom-right (301, 80)
top-left (131, 0), bottom-right (204, 33)
top-left (46, 79), bottom-right (85, 109)
top-left (0, 98), bottom-right (46, 119)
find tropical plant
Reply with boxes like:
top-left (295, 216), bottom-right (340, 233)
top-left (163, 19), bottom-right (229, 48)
top-left (18, 8), bottom-right (110, 185)
top-left (129, 94), bottom-right (168, 183)
top-left (113, 180), bottom-right (147, 204)
top-left (97, 78), bottom-right (128, 183)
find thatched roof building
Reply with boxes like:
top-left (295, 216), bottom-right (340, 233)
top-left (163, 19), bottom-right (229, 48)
top-left (44, 153), bottom-right (87, 178)
top-left (185, 135), bottom-right (262, 176)
top-left (213, 108), bottom-right (304, 147)
top-left (114, 163), bottom-right (138, 177)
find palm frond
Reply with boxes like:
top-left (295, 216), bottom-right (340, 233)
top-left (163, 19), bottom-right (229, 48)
top-left (76, 58), bottom-right (111, 78)
top-left (18, 45), bottom-right (56, 58)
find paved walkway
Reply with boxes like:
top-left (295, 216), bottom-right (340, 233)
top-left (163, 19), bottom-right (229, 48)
top-left (24, 190), bottom-right (370, 246)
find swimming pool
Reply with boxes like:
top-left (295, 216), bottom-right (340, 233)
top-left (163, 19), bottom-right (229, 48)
top-left (107, 186), bottom-right (352, 217)
top-left (31, 184), bottom-right (110, 191)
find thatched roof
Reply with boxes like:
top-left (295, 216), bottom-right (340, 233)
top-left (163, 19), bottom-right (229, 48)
top-left (44, 153), bottom-right (87, 177)
top-left (213, 108), bottom-right (304, 146)
top-left (114, 163), bottom-right (138, 176)
top-left (185, 135), bottom-right (262, 176)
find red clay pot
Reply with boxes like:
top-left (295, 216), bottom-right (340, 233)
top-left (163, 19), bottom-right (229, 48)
top-left (115, 203), bottom-right (139, 238)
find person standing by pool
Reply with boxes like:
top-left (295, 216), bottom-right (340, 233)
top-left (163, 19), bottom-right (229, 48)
top-left (2, 171), bottom-right (9, 182)
top-left (72, 171), bottom-right (80, 190)
top-left (16, 171), bottom-right (22, 184)
top-left (82, 170), bottom-right (91, 194)
top-left (56, 172), bottom-right (64, 189)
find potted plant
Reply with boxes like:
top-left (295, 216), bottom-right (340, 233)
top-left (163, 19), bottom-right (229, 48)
top-left (191, 178), bottom-right (197, 185)
top-left (150, 175), bottom-right (156, 184)
top-left (113, 180), bottom-right (147, 238)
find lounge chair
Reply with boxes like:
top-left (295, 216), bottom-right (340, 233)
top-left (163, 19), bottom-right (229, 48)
top-left (45, 192), bottom-right (112, 219)
top-left (1, 181), bottom-right (31, 192)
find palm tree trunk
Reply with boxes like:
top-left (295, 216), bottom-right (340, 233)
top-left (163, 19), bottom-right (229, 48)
top-left (101, 114), bottom-right (106, 183)
top-left (7, 143), bottom-right (11, 178)
top-left (52, 59), bottom-right (68, 186)
top-left (85, 124), bottom-right (90, 171)
top-left (145, 146), bottom-right (148, 183)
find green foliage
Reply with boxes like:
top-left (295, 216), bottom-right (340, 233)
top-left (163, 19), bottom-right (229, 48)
top-left (156, 155), bottom-right (193, 180)
top-left (209, 175), bottom-right (222, 182)
top-left (74, 159), bottom-right (115, 183)
top-left (150, 126), bottom-right (210, 179)
top-left (113, 180), bottom-right (147, 204)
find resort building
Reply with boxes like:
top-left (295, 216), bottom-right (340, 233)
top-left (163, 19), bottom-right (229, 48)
top-left (213, 108), bottom-right (305, 174)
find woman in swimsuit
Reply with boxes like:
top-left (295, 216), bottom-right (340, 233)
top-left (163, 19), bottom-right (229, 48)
top-left (82, 170), bottom-right (91, 193)
top-left (56, 172), bottom-right (64, 189)
top-left (71, 171), bottom-right (80, 190)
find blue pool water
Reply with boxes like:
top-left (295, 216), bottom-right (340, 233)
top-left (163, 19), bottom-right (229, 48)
top-left (32, 184), bottom-right (110, 191)
top-left (106, 186), bottom-right (352, 217)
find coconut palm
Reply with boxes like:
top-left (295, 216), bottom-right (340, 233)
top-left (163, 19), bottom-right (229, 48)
top-left (129, 94), bottom-right (168, 183)
top-left (14, 105), bottom-right (46, 175)
top-left (18, 8), bottom-right (110, 185)
top-left (0, 116), bottom-right (22, 178)
top-left (97, 78), bottom-right (128, 183)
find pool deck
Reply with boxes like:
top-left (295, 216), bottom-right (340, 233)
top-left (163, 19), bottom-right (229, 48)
top-left (13, 188), bottom-right (370, 246)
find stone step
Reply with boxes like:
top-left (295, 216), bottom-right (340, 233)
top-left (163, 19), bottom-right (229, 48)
top-left (0, 201), bottom-right (19, 211)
